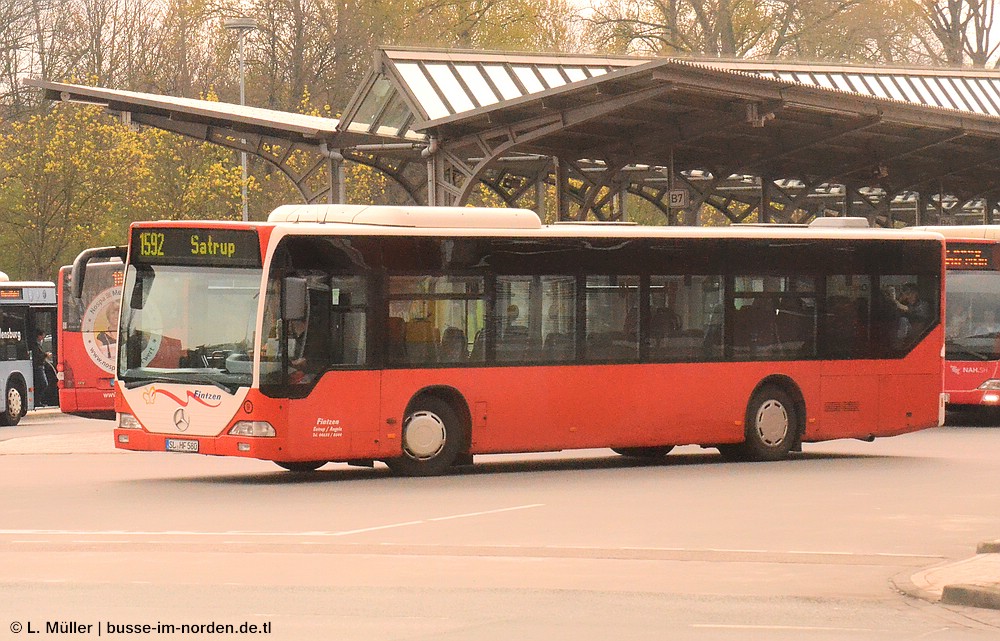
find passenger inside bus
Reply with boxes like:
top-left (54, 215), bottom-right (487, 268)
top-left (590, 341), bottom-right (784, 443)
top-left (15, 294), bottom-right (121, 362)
top-left (31, 330), bottom-right (57, 407)
top-left (284, 319), bottom-right (315, 383)
top-left (886, 282), bottom-right (930, 347)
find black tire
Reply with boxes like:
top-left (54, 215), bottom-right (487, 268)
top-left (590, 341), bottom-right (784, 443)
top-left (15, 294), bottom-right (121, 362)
top-left (725, 385), bottom-right (798, 462)
top-left (274, 460), bottom-right (326, 472)
top-left (1, 382), bottom-right (24, 427)
top-left (385, 396), bottom-right (464, 477)
top-left (612, 445), bottom-right (674, 458)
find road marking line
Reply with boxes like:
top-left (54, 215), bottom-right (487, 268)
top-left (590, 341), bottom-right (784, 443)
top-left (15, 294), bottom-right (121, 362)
top-left (691, 624), bottom-right (878, 632)
top-left (331, 521), bottom-right (425, 536)
top-left (0, 505), bottom-right (546, 540)
top-left (428, 503), bottom-right (545, 521)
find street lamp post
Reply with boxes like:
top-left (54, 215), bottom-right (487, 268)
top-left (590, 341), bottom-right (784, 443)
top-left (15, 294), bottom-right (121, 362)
top-left (223, 17), bottom-right (257, 222)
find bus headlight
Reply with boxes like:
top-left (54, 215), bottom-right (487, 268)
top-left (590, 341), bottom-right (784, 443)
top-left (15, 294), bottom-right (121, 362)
top-left (118, 413), bottom-right (142, 429)
top-left (229, 421), bottom-right (276, 437)
top-left (978, 380), bottom-right (1000, 391)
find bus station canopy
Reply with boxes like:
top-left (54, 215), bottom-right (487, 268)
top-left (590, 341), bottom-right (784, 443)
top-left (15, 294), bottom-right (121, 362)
top-left (27, 48), bottom-right (1000, 223)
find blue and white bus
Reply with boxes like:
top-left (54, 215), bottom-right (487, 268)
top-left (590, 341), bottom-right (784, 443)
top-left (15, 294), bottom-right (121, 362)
top-left (0, 274), bottom-right (58, 425)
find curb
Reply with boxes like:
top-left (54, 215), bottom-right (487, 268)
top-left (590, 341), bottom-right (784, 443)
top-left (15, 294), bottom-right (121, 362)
top-left (904, 543), bottom-right (1000, 611)
top-left (978, 540), bottom-right (1000, 554)
top-left (941, 584), bottom-right (1000, 610)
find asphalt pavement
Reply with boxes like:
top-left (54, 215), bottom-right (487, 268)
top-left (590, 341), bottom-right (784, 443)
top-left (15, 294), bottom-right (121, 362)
top-left (3, 409), bottom-right (999, 612)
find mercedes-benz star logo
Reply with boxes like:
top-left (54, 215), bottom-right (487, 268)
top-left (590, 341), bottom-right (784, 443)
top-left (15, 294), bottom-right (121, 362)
top-left (173, 408), bottom-right (190, 432)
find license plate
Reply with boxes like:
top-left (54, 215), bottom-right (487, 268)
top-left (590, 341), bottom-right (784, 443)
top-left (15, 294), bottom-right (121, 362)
top-left (165, 439), bottom-right (199, 453)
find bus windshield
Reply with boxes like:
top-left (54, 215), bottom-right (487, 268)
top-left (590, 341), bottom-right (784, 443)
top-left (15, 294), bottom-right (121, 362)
top-left (945, 270), bottom-right (1000, 361)
top-left (118, 264), bottom-right (262, 392)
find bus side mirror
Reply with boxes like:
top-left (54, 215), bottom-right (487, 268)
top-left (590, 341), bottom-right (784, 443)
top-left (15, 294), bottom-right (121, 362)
top-left (284, 277), bottom-right (308, 321)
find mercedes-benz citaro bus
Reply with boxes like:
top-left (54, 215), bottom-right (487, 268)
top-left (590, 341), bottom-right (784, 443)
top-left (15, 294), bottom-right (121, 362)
top-left (915, 225), bottom-right (1000, 419)
top-left (112, 206), bottom-right (947, 475)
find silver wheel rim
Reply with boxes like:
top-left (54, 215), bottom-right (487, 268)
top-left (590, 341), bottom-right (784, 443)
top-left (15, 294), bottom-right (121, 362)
top-left (755, 399), bottom-right (788, 447)
top-left (6, 387), bottom-right (21, 418)
top-left (403, 410), bottom-right (447, 460)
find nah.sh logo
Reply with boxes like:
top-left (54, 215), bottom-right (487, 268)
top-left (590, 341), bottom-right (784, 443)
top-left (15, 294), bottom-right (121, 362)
top-left (950, 365), bottom-right (989, 376)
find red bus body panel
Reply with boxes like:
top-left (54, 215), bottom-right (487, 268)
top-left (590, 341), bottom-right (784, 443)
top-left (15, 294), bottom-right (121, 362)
top-left (57, 265), bottom-right (120, 420)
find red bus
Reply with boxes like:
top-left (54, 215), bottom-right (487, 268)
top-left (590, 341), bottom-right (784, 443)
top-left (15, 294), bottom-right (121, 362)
top-left (58, 250), bottom-right (125, 420)
top-left (916, 226), bottom-right (1000, 417)
top-left (112, 206), bottom-right (946, 475)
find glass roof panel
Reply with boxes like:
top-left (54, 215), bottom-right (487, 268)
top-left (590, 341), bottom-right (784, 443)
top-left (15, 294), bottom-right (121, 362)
top-left (352, 76), bottom-right (393, 129)
top-left (813, 74), bottom-right (836, 90)
top-left (880, 76), bottom-right (907, 102)
top-left (396, 62), bottom-right (450, 120)
top-left (907, 76), bottom-right (937, 106)
top-left (588, 67), bottom-right (608, 76)
top-left (376, 91), bottom-right (412, 133)
top-left (456, 64), bottom-right (500, 106)
top-left (861, 75), bottom-right (888, 99)
top-left (923, 77), bottom-right (956, 109)
top-left (513, 66), bottom-right (545, 93)
top-left (984, 79), bottom-right (1000, 110)
top-left (484, 65), bottom-right (522, 100)
top-left (564, 67), bottom-right (587, 82)
top-left (829, 74), bottom-right (855, 93)
top-left (969, 79), bottom-right (1000, 113)
top-left (845, 74), bottom-right (867, 93)
top-left (950, 78), bottom-right (982, 112)
top-left (895, 77), bottom-right (922, 103)
top-left (425, 63), bottom-right (475, 113)
top-left (538, 67), bottom-right (567, 89)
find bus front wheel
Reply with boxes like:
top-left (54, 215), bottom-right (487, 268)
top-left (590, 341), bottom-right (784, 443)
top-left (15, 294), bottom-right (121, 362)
top-left (720, 385), bottom-right (798, 462)
top-left (386, 397), bottom-right (463, 477)
top-left (1, 382), bottom-right (24, 426)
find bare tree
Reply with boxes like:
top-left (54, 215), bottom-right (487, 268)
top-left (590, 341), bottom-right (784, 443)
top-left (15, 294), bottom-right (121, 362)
top-left (585, 0), bottom-right (878, 59)
top-left (911, 0), bottom-right (1000, 67)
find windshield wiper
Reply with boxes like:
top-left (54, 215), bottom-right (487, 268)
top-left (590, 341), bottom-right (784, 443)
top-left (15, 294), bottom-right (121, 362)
top-left (945, 340), bottom-right (992, 361)
top-left (122, 372), bottom-right (237, 394)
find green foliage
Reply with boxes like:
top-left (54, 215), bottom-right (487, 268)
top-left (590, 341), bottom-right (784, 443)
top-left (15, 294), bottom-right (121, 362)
top-left (0, 103), bottom-right (149, 280)
top-left (0, 102), bottom-right (246, 281)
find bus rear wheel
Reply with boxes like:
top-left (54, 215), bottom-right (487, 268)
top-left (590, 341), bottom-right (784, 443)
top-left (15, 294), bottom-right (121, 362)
top-left (274, 461), bottom-right (326, 472)
top-left (386, 397), bottom-right (463, 477)
top-left (719, 385), bottom-right (798, 462)
top-left (612, 446), bottom-right (674, 458)
top-left (1, 383), bottom-right (24, 427)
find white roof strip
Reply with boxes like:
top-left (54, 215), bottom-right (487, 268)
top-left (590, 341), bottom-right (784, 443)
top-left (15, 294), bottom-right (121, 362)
top-left (727, 61), bottom-right (1000, 118)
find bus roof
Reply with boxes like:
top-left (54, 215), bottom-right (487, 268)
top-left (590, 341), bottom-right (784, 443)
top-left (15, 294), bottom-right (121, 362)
top-left (268, 204), bottom-right (543, 229)
top-left (914, 225), bottom-right (1000, 241)
top-left (259, 205), bottom-right (941, 242)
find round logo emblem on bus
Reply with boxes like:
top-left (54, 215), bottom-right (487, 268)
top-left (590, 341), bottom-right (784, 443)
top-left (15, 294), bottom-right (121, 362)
top-left (81, 285), bottom-right (123, 374)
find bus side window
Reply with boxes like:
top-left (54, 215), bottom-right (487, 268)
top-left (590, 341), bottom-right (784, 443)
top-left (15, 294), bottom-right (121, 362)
top-left (328, 276), bottom-right (367, 367)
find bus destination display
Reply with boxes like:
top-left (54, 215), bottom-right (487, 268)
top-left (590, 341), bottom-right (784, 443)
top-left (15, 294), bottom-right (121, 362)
top-left (945, 242), bottom-right (999, 270)
top-left (131, 228), bottom-right (262, 268)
